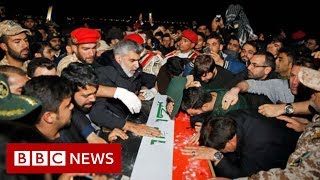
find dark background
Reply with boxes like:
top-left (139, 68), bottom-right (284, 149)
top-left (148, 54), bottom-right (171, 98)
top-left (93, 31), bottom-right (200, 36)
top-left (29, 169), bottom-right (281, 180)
top-left (2, 0), bottom-right (318, 34)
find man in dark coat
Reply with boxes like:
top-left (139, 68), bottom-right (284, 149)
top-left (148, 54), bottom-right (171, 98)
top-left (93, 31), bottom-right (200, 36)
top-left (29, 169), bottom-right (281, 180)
top-left (60, 62), bottom-right (128, 143)
top-left (182, 109), bottom-right (300, 178)
top-left (90, 39), bottom-right (161, 137)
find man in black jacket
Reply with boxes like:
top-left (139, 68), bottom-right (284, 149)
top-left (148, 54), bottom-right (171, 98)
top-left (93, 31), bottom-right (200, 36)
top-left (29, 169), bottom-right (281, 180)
top-left (90, 39), bottom-right (161, 137)
top-left (60, 62), bottom-right (128, 143)
top-left (182, 109), bottom-right (300, 178)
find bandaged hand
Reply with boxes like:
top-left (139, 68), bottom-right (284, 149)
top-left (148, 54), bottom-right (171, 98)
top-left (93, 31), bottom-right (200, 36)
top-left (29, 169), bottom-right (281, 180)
top-left (114, 87), bottom-right (141, 114)
top-left (140, 88), bottom-right (158, 100)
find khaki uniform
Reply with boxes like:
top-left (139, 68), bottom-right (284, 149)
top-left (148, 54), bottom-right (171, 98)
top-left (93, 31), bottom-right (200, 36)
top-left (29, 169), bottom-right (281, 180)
top-left (139, 50), bottom-right (165, 76)
top-left (0, 56), bottom-right (29, 72)
top-left (56, 54), bottom-right (81, 76)
top-left (237, 114), bottom-right (320, 180)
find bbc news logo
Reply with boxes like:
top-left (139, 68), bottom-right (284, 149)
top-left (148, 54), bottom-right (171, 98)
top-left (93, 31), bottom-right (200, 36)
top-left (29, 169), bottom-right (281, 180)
top-left (14, 151), bottom-right (66, 166)
top-left (6, 143), bottom-right (121, 173)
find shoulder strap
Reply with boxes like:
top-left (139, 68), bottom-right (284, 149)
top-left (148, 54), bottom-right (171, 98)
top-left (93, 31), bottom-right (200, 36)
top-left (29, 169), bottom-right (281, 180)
top-left (140, 52), bottom-right (155, 67)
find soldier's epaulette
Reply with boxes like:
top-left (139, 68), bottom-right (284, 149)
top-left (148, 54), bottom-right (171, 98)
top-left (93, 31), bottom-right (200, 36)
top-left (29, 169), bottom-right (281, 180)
top-left (193, 50), bottom-right (201, 55)
top-left (140, 52), bottom-right (148, 60)
top-left (165, 50), bottom-right (177, 57)
top-left (188, 50), bottom-right (200, 60)
top-left (147, 50), bottom-right (157, 56)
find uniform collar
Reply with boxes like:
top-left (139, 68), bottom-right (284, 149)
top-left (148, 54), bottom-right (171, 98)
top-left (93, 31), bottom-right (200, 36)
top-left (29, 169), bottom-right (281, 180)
top-left (0, 56), bottom-right (29, 72)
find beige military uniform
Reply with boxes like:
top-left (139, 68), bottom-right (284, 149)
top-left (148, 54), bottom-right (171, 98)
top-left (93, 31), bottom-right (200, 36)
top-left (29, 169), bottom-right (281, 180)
top-left (56, 54), bottom-right (81, 76)
top-left (236, 114), bottom-right (320, 180)
top-left (0, 56), bottom-right (29, 72)
top-left (299, 67), bottom-right (320, 91)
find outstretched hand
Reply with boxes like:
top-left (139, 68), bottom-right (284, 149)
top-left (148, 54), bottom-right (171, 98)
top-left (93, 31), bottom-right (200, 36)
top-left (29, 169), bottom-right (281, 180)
top-left (108, 128), bottom-right (128, 142)
top-left (222, 88), bottom-right (239, 110)
top-left (277, 115), bottom-right (309, 132)
top-left (140, 88), bottom-right (158, 100)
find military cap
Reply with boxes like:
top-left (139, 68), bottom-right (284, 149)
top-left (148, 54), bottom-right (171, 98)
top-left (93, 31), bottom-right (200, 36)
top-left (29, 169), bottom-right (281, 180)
top-left (0, 74), bottom-right (41, 120)
top-left (71, 27), bottom-right (100, 44)
top-left (0, 20), bottom-right (31, 37)
top-left (47, 32), bottom-right (61, 41)
top-left (181, 30), bottom-right (198, 44)
top-left (298, 67), bottom-right (320, 91)
top-left (124, 33), bottom-right (145, 45)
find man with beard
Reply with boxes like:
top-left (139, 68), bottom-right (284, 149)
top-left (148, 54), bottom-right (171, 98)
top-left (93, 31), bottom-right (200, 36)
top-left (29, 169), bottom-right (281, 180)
top-left (0, 20), bottom-right (31, 72)
top-left (60, 62), bottom-right (128, 143)
top-left (57, 27), bottom-right (101, 76)
top-left (230, 58), bottom-right (315, 119)
top-left (20, 75), bottom-right (110, 179)
top-left (219, 68), bottom-right (320, 180)
top-left (47, 32), bottom-right (67, 66)
top-left (239, 41), bottom-right (259, 65)
top-left (22, 75), bottom-right (74, 142)
top-left (90, 39), bottom-right (162, 137)
top-left (233, 51), bottom-right (279, 108)
top-left (57, 27), bottom-right (143, 117)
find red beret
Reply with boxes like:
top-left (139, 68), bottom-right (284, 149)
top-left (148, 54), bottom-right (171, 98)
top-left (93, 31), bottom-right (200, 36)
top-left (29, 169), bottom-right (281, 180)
top-left (71, 27), bottom-right (100, 44)
top-left (182, 30), bottom-right (198, 44)
top-left (291, 30), bottom-right (306, 40)
top-left (124, 33), bottom-right (144, 45)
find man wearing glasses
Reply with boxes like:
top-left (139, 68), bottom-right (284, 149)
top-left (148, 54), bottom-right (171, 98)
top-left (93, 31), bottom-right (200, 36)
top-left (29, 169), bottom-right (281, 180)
top-left (223, 51), bottom-right (279, 109)
top-left (246, 51), bottom-right (276, 80)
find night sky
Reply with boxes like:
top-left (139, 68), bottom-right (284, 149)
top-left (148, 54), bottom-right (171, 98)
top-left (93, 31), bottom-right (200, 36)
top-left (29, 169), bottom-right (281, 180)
top-left (2, 0), bottom-right (319, 34)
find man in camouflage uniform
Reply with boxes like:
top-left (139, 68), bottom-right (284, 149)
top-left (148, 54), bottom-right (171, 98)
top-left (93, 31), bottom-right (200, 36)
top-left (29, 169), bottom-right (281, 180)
top-left (235, 67), bottom-right (320, 180)
top-left (0, 20), bottom-right (31, 71)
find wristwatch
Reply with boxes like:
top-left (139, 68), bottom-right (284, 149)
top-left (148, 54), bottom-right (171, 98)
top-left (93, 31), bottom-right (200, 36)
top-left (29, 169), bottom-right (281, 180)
top-left (212, 151), bottom-right (223, 162)
top-left (284, 103), bottom-right (294, 114)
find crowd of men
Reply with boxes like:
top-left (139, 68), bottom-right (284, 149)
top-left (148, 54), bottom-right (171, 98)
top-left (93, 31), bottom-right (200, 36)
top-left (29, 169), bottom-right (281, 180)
top-left (0, 12), bottom-right (319, 179)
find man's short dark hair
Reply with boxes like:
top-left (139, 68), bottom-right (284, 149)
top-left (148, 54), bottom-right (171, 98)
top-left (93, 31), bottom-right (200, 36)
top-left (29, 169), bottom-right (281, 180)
top-left (27, 58), bottom-right (56, 78)
top-left (165, 56), bottom-right (185, 76)
top-left (0, 35), bottom-right (8, 43)
top-left (23, 76), bottom-right (72, 123)
top-left (206, 33), bottom-right (224, 45)
top-left (255, 50), bottom-right (275, 71)
top-left (278, 47), bottom-right (296, 64)
top-left (61, 62), bottom-right (99, 93)
top-left (199, 116), bottom-right (237, 150)
top-left (30, 42), bottom-right (51, 59)
top-left (181, 87), bottom-right (212, 112)
top-left (242, 40), bottom-right (260, 52)
top-left (193, 54), bottom-right (216, 80)
top-left (0, 65), bottom-right (27, 77)
top-left (295, 55), bottom-right (316, 69)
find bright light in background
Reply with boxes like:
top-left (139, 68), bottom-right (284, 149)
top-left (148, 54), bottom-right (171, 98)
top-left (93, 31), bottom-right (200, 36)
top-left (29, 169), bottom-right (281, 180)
top-left (46, 6), bottom-right (53, 22)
